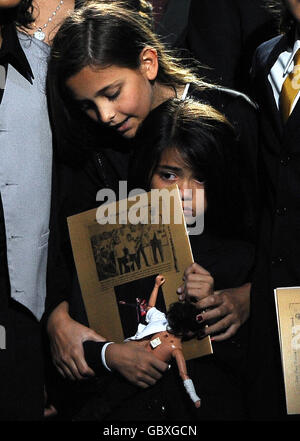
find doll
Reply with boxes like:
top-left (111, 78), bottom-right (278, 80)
top-left (125, 274), bottom-right (201, 408)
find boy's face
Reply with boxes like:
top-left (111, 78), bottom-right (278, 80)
top-left (150, 147), bottom-right (207, 225)
top-left (0, 0), bottom-right (22, 8)
top-left (285, 0), bottom-right (300, 22)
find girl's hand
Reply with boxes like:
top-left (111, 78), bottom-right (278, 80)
top-left (177, 263), bottom-right (214, 302)
top-left (194, 284), bottom-right (250, 341)
top-left (177, 263), bottom-right (250, 341)
top-left (47, 301), bottom-right (106, 380)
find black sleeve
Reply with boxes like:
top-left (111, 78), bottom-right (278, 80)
top-left (44, 157), bottom-right (102, 324)
top-left (82, 341), bottom-right (110, 377)
top-left (224, 94), bottom-right (260, 242)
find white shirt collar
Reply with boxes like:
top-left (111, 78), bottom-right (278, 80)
top-left (283, 31), bottom-right (300, 76)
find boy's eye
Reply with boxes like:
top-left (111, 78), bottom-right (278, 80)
top-left (159, 171), bottom-right (177, 181)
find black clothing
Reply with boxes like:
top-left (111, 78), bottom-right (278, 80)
top-left (246, 30), bottom-right (300, 420)
top-left (153, 0), bottom-right (191, 48)
top-left (183, 0), bottom-right (278, 95)
top-left (187, 84), bottom-right (259, 243)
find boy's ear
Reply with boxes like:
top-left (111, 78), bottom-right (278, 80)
top-left (140, 47), bottom-right (159, 81)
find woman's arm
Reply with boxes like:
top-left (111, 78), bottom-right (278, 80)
top-left (46, 301), bottom-right (106, 380)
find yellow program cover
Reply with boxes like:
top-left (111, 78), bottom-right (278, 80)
top-left (67, 184), bottom-right (212, 361)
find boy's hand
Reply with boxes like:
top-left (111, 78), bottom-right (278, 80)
top-left (105, 341), bottom-right (168, 388)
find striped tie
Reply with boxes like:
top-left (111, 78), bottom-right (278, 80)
top-left (280, 48), bottom-right (300, 122)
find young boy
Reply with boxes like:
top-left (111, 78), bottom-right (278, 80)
top-left (249, 0), bottom-right (300, 420)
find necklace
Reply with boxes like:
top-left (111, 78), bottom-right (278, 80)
top-left (33, 0), bottom-right (64, 41)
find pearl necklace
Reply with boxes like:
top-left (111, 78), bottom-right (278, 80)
top-left (33, 0), bottom-right (64, 41)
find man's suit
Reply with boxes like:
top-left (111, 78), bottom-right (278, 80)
top-left (247, 30), bottom-right (300, 420)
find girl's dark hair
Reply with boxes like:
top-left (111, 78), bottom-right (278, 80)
top-left (1, 0), bottom-right (34, 27)
top-left (47, 1), bottom-right (211, 155)
top-left (166, 302), bottom-right (203, 341)
top-left (129, 97), bottom-right (248, 240)
top-left (264, 0), bottom-right (295, 34)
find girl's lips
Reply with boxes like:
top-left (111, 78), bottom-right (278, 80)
top-left (117, 117), bottom-right (131, 132)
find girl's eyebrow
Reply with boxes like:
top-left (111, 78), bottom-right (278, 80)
top-left (157, 165), bottom-right (183, 173)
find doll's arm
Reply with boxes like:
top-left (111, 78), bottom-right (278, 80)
top-left (147, 275), bottom-right (165, 310)
top-left (172, 348), bottom-right (201, 408)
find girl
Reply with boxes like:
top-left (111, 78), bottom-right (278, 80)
top-left (45, 0), bottom-right (258, 410)
top-left (128, 97), bottom-right (254, 419)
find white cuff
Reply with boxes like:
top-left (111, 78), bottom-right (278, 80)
top-left (101, 342), bottom-right (115, 372)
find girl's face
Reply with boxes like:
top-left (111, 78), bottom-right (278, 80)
top-left (66, 50), bottom-right (160, 139)
top-left (150, 147), bottom-right (207, 224)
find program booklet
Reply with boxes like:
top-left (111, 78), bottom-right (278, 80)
top-left (274, 286), bottom-right (300, 414)
top-left (67, 185), bottom-right (212, 361)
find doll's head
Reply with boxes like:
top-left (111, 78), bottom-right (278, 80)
top-left (166, 301), bottom-right (204, 341)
